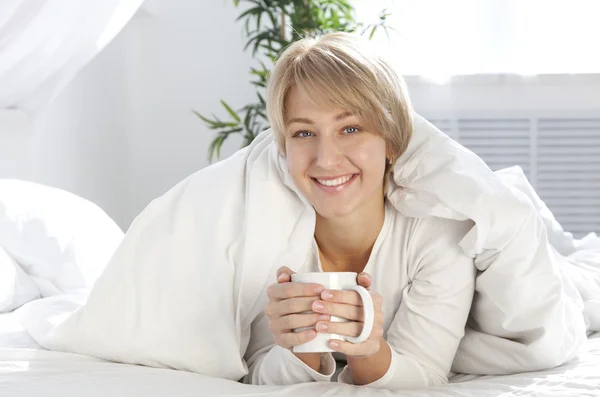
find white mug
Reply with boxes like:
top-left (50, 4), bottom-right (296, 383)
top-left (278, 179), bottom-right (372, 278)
top-left (291, 272), bottom-right (375, 353)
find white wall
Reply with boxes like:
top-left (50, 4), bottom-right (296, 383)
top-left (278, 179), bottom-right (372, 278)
top-left (30, 28), bottom-right (129, 227)
top-left (407, 74), bottom-right (600, 116)
top-left (124, 0), bottom-right (255, 226)
top-left (8, 0), bottom-right (255, 229)
top-left (0, 110), bottom-right (33, 181)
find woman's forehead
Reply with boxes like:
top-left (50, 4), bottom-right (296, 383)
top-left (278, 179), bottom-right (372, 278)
top-left (285, 87), bottom-right (355, 118)
top-left (285, 102), bottom-right (356, 124)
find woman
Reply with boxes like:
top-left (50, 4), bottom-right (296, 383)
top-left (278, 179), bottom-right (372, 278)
top-left (242, 32), bottom-right (477, 391)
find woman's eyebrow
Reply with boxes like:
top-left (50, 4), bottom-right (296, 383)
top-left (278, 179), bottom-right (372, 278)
top-left (287, 117), bottom-right (314, 125)
top-left (287, 111), bottom-right (354, 125)
top-left (335, 111), bottom-right (354, 121)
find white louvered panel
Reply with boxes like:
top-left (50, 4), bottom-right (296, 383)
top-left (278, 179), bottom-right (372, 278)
top-left (447, 116), bottom-right (600, 238)
top-left (457, 119), bottom-right (531, 178)
top-left (536, 118), bottom-right (600, 237)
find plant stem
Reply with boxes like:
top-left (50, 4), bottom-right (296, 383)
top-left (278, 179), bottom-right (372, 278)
top-left (280, 9), bottom-right (285, 41)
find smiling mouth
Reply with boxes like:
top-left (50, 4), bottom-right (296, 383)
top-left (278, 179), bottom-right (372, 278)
top-left (312, 174), bottom-right (358, 188)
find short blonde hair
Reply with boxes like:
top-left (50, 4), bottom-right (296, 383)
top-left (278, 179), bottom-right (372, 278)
top-left (266, 32), bottom-right (413, 162)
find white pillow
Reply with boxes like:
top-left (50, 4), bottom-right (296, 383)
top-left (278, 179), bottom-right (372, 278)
top-left (0, 179), bottom-right (124, 297)
top-left (0, 245), bottom-right (39, 313)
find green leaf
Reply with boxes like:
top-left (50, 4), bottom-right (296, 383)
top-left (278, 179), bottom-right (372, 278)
top-left (217, 121), bottom-right (241, 128)
top-left (250, 67), bottom-right (267, 77)
top-left (236, 6), bottom-right (264, 21)
top-left (257, 92), bottom-right (266, 105)
top-left (233, 0), bottom-right (240, 6)
top-left (208, 135), bottom-right (224, 162)
top-left (220, 100), bottom-right (241, 122)
top-left (192, 109), bottom-right (218, 127)
top-left (215, 137), bottom-right (225, 160)
top-left (330, 9), bottom-right (340, 28)
top-left (256, 11), bottom-right (263, 32)
top-left (244, 17), bottom-right (251, 36)
top-left (369, 24), bottom-right (377, 40)
top-left (243, 106), bottom-right (253, 130)
top-left (224, 127), bottom-right (244, 134)
top-left (210, 115), bottom-right (240, 129)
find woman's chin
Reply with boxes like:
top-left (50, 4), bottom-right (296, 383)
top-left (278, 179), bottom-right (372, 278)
top-left (312, 202), bottom-right (354, 220)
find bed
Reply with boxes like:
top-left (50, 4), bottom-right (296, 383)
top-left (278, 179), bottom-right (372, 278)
top-left (2, 177), bottom-right (600, 396)
top-left (1, 310), bottom-right (599, 397)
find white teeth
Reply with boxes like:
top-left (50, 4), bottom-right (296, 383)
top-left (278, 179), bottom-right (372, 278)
top-left (316, 175), bottom-right (353, 187)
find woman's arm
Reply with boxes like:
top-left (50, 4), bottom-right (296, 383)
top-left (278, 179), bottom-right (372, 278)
top-left (338, 218), bottom-right (476, 390)
top-left (242, 310), bottom-right (336, 385)
top-left (344, 336), bottom-right (391, 385)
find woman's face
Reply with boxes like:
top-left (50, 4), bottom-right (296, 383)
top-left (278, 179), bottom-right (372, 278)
top-left (284, 87), bottom-right (388, 220)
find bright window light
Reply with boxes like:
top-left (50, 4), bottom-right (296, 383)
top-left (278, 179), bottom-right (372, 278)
top-left (353, 0), bottom-right (600, 78)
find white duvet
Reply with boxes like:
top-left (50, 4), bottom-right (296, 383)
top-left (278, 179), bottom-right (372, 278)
top-left (1, 334), bottom-right (600, 397)
top-left (14, 114), bottom-right (600, 382)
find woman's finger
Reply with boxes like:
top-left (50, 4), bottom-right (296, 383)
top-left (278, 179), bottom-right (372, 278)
top-left (329, 338), bottom-right (380, 357)
top-left (273, 313), bottom-right (330, 333)
top-left (315, 320), bottom-right (363, 338)
top-left (312, 300), bottom-right (364, 322)
top-left (267, 281), bottom-right (324, 301)
top-left (277, 329), bottom-right (317, 349)
top-left (277, 273), bottom-right (290, 283)
top-left (321, 289), bottom-right (361, 306)
top-left (266, 296), bottom-right (320, 317)
top-left (357, 272), bottom-right (372, 289)
top-left (276, 266), bottom-right (294, 283)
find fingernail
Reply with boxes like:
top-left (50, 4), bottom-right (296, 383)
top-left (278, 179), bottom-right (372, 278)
top-left (314, 285), bottom-right (324, 294)
top-left (317, 323), bottom-right (328, 332)
top-left (330, 340), bottom-right (340, 349)
top-left (307, 330), bottom-right (316, 338)
top-left (318, 314), bottom-right (330, 321)
top-left (313, 301), bottom-right (324, 310)
top-left (321, 291), bottom-right (333, 300)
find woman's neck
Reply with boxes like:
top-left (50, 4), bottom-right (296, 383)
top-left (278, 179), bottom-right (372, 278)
top-left (314, 197), bottom-right (386, 273)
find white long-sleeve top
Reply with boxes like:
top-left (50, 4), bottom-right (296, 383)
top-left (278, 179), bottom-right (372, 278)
top-left (243, 200), bottom-right (476, 391)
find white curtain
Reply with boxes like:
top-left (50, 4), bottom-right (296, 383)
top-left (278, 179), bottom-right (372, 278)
top-left (354, 0), bottom-right (600, 80)
top-left (0, 0), bottom-right (146, 116)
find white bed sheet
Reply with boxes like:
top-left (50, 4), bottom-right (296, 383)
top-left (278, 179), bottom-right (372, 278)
top-left (1, 331), bottom-right (598, 397)
top-left (0, 312), bottom-right (40, 349)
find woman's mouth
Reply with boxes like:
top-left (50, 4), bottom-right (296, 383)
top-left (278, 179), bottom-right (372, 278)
top-left (312, 174), bottom-right (358, 192)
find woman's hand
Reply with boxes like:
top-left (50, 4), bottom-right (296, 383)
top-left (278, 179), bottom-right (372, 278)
top-left (313, 272), bottom-right (385, 357)
top-left (265, 266), bottom-right (331, 372)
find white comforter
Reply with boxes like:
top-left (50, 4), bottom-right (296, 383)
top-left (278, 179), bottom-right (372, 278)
top-left (1, 331), bottom-right (600, 397)
top-left (13, 114), bottom-right (600, 381)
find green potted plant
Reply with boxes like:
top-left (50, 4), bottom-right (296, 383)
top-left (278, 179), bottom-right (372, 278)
top-left (194, 0), bottom-right (393, 162)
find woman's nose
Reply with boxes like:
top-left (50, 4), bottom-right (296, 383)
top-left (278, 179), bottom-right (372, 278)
top-left (314, 137), bottom-right (344, 170)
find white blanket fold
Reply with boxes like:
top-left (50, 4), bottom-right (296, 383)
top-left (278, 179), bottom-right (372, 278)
top-left (18, 114), bottom-right (598, 380)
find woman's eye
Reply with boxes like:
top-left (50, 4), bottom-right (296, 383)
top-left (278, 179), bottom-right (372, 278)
top-left (343, 126), bottom-right (360, 134)
top-left (295, 131), bottom-right (313, 138)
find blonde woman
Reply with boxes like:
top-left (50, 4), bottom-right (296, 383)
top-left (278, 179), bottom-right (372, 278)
top-left (242, 32), bottom-right (476, 391)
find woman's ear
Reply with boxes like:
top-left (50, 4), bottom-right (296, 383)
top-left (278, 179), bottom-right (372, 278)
top-left (385, 146), bottom-right (395, 166)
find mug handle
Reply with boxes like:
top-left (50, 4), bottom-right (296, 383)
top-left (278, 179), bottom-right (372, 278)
top-left (343, 285), bottom-right (374, 344)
